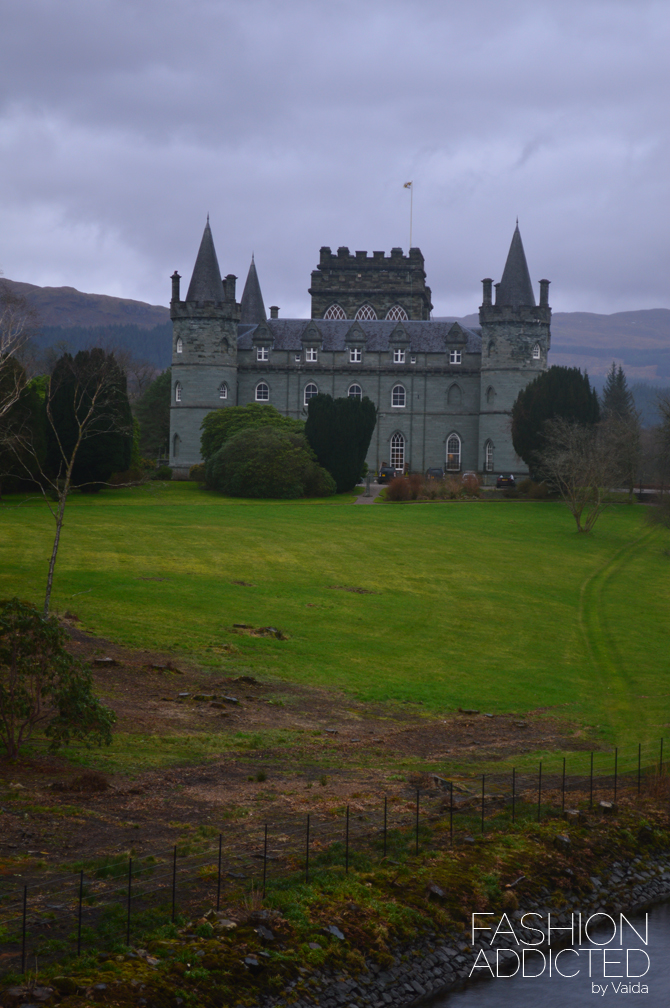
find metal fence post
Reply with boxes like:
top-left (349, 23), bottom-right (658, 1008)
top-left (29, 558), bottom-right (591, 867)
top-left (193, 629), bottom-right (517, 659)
top-left (638, 743), bottom-right (642, 795)
top-left (345, 806), bottom-right (349, 874)
top-left (21, 884), bottom-right (27, 975)
top-left (383, 796), bottom-right (387, 858)
top-left (216, 835), bottom-right (222, 911)
top-left (305, 814), bottom-right (310, 884)
top-left (511, 768), bottom-right (516, 824)
top-left (481, 775), bottom-right (485, 834)
top-left (415, 790), bottom-right (420, 855)
top-left (126, 858), bottom-right (132, 947)
top-left (614, 749), bottom-right (618, 803)
top-left (449, 782), bottom-right (454, 845)
top-left (77, 870), bottom-right (84, 955)
top-left (171, 845), bottom-right (177, 923)
top-left (262, 824), bottom-right (268, 897)
top-left (537, 763), bottom-right (542, 823)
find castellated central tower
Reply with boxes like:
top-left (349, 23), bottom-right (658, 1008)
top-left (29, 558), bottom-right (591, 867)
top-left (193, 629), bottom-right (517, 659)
top-left (477, 226), bottom-right (551, 473)
top-left (169, 221), bottom-right (240, 476)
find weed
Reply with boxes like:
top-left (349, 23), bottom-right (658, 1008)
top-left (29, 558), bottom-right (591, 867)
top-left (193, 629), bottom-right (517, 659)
top-left (256, 770), bottom-right (267, 782)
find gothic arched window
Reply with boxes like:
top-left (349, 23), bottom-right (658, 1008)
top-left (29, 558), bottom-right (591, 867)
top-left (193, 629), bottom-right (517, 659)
top-left (348, 384), bottom-right (362, 399)
top-left (447, 383), bottom-right (462, 405)
top-left (255, 382), bottom-right (269, 401)
top-left (390, 433), bottom-right (405, 471)
top-left (355, 304), bottom-right (377, 321)
top-left (175, 382), bottom-right (182, 402)
top-left (219, 382), bottom-right (228, 400)
top-left (485, 440), bottom-right (494, 472)
top-left (172, 433), bottom-right (180, 458)
top-left (392, 384), bottom-right (406, 407)
top-left (304, 382), bottom-right (318, 405)
top-left (386, 304), bottom-right (408, 321)
top-left (532, 342), bottom-right (541, 360)
top-left (446, 433), bottom-right (461, 471)
top-left (324, 303), bottom-right (346, 320)
top-left (176, 337), bottom-right (183, 354)
top-left (486, 386), bottom-right (495, 405)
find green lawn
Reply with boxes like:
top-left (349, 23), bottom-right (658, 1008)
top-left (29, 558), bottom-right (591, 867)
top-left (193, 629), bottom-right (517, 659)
top-left (2, 484), bottom-right (669, 746)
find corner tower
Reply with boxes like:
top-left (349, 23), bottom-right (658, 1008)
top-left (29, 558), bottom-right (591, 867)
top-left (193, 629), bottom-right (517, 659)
top-left (169, 220), bottom-right (240, 478)
top-left (478, 225), bottom-right (551, 475)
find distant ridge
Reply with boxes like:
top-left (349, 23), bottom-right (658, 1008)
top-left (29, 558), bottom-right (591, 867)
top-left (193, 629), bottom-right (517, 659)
top-left (4, 278), bottom-right (669, 381)
top-left (2, 278), bottom-right (169, 328)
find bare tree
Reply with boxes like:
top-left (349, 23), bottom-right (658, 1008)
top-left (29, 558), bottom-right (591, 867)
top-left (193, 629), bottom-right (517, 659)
top-left (0, 280), bottom-right (39, 419)
top-left (2, 349), bottom-right (133, 616)
top-left (537, 417), bottom-right (623, 533)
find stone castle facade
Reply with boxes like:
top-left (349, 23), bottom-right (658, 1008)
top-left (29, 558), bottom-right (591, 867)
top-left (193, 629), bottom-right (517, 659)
top-left (168, 223), bottom-right (551, 479)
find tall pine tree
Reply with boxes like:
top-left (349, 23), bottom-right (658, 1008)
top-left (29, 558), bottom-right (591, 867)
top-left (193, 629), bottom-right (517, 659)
top-left (601, 362), bottom-right (635, 420)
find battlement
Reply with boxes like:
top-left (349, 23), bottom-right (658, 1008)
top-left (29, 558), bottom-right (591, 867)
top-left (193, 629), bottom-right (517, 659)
top-left (310, 246), bottom-right (432, 320)
top-left (317, 246), bottom-right (425, 268)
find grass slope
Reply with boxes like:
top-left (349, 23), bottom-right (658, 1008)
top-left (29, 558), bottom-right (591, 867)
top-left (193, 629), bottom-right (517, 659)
top-left (1, 485), bottom-right (669, 745)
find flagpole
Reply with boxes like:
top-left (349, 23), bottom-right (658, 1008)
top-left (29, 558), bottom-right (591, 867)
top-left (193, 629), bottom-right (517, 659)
top-left (404, 181), bottom-right (413, 252)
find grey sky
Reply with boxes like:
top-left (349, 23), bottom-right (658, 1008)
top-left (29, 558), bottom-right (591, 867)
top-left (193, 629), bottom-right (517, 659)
top-left (0, 0), bottom-right (668, 317)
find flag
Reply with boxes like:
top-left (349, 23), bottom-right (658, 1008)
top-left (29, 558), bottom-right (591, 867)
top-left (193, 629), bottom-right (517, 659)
top-left (403, 181), bottom-right (412, 188)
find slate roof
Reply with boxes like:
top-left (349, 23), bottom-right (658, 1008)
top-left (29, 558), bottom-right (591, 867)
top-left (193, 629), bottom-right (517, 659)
top-left (496, 225), bottom-right (536, 308)
top-left (185, 220), bottom-right (226, 303)
top-left (237, 319), bottom-right (482, 354)
top-left (239, 256), bottom-right (267, 324)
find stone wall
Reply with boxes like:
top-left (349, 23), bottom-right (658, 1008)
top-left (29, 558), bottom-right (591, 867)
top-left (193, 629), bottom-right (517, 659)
top-left (310, 248), bottom-right (433, 321)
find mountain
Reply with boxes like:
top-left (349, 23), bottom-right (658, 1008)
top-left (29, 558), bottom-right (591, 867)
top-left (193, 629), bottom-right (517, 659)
top-left (2, 278), bottom-right (169, 328)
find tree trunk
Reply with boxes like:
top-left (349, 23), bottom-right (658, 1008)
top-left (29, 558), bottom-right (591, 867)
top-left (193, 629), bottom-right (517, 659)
top-left (43, 487), bottom-right (68, 618)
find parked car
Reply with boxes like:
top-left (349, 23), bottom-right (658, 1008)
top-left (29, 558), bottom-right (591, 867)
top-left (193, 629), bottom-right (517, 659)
top-left (425, 467), bottom-right (444, 480)
top-left (377, 466), bottom-right (397, 483)
top-left (461, 471), bottom-right (477, 483)
top-left (496, 474), bottom-right (516, 488)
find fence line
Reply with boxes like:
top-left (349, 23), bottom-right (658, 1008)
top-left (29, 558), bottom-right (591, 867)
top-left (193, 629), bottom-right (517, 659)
top-left (1, 736), bottom-right (667, 975)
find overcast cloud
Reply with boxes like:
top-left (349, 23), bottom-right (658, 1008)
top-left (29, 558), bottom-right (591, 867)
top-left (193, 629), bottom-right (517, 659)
top-left (0, 0), bottom-right (668, 317)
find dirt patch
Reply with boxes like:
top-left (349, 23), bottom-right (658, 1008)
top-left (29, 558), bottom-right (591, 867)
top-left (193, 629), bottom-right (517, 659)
top-left (0, 624), bottom-right (598, 882)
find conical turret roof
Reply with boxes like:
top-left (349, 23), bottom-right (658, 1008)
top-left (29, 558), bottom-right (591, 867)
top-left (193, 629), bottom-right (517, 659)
top-left (240, 255), bottom-right (267, 324)
top-left (185, 220), bottom-right (224, 303)
top-left (495, 225), bottom-right (535, 307)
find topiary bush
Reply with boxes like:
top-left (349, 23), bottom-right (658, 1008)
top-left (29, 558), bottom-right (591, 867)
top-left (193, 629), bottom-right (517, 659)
top-left (205, 426), bottom-right (335, 499)
top-left (189, 463), bottom-right (206, 482)
top-left (153, 465), bottom-right (172, 481)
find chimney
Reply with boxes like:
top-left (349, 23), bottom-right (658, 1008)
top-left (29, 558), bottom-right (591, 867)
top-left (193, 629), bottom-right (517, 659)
top-left (539, 279), bottom-right (551, 307)
top-left (269, 306), bottom-right (279, 319)
top-left (171, 271), bottom-right (181, 302)
top-left (481, 278), bottom-right (493, 307)
top-left (225, 273), bottom-right (237, 302)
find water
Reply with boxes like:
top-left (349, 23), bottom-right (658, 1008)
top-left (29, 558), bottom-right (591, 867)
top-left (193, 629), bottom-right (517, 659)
top-left (433, 902), bottom-right (670, 1007)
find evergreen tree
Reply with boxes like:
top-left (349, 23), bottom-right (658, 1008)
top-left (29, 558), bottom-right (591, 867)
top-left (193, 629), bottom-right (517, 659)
top-left (601, 362), bottom-right (635, 420)
top-left (512, 366), bottom-right (600, 470)
top-left (305, 394), bottom-right (377, 493)
top-left (134, 368), bottom-right (171, 457)
top-left (200, 402), bottom-right (304, 461)
top-left (45, 348), bottom-right (133, 492)
top-left (0, 362), bottom-right (47, 492)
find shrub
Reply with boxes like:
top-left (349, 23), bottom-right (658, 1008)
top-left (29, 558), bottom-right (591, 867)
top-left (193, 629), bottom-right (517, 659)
top-left (517, 478), bottom-right (533, 495)
top-left (205, 426), bottom-right (335, 499)
top-left (461, 472), bottom-right (480, 495)
top-left (528, 480), bottom-right (549, 499)
top-left (153, 465), bottom-right (172, 480)
top-left (305, 394), bottom-right (377, 493)
top-left (200, 403), bottom-right (304, 460)
top-left (407, 473), bottom-right (423, 499)
top-left (386, 476), bottom-right (411, 501)
top-left (189, 463), bottom-right (206, 482)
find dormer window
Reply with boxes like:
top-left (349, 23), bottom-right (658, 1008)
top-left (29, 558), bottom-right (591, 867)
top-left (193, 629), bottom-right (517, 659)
top-left (176, 337), bottom-right (183, 354)
top-left (305, 347), bottom-right (318, 362)
top-left (257, 346), bottom-right (269, 361)
top-left (532, 343), bottom-right (541, 360)
top-left (393, 349), bottom-right (406, 364)
top-left (295, 354), bottom-right (301, 363)
top-left (449, 350), bottom-right (462, 365)
top-left (411, 356), bottom-right (416, 364)
top-left (349, 347), bottom-right (362, 363)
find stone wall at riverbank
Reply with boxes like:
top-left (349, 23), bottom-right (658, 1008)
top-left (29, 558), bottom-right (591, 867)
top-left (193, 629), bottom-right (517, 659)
top-left (264, 851), bottom-right (670, 1008)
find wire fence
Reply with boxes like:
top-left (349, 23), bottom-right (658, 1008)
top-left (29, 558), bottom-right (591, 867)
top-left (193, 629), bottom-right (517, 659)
top-left (1, 736), bottom-right (667, 977)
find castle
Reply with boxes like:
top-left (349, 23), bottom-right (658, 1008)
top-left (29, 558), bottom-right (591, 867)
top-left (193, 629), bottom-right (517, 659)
top-left (168, 223), bottom-right (551, 479)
